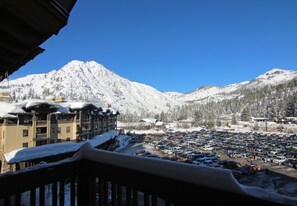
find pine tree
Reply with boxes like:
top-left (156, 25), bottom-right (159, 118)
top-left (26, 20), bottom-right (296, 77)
top-left (241, 108), bottom-right (250, 121)
top-left (286, 100), bottom-right (296, 117)
top-left (194, 110), bottom-right (203, 126)
top-left (231, 114), bottom-right (237, 125)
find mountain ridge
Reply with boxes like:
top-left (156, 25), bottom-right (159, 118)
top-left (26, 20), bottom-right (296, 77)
top-left (0, 60), bottom-right (296, 116)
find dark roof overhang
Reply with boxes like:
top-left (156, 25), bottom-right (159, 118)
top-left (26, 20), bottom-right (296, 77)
top-left (0, 0), bottom-right (77, 81)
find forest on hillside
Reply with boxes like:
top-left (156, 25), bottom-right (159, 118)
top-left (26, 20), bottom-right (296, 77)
top-left (119, 78), bottom-right (297, 128)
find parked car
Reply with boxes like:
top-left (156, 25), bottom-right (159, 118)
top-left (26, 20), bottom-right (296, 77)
top-left (262, 154), bottom-right (276, 162)
top-left (229, 151), bottom-right (245, 158)
top-left (282, 159), bottom-right (297, 167)
top-left (272, 156), bottom-right (286, 165)
top-left (202, 144), bottom-right (213, 150)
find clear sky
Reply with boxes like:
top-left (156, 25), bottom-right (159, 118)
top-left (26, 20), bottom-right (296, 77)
top-left (10, 0), bottom-right (297, 93)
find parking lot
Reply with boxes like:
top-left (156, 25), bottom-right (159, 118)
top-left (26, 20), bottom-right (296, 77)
top-left (120, 130), bottom-right (297, 198)
top-left (140, 130), bottom-right (297, 172)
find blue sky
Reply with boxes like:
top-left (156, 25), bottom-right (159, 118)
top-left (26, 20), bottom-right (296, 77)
top-left (11, 0), bottom-right (297, 93)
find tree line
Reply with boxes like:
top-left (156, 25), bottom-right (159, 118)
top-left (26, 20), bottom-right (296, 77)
top-left (119, 78), bottom-right (297, 128)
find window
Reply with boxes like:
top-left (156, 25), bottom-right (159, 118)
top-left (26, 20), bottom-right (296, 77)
top-left (36, 140), bottom-right (46, 146)
top-left (50, 140), bottom-right (55, 144)
top-left (52, 128), bottom-right (55, 134)
top-left (23, 143), bottom-right (28, 148)
top-left (58, 127), bottom-right (61, 134)
top-left (36, 127), bottom-right (47, 134)
top-left (23, 129), bottom-right (29, 137)
top-left (66, 137), bottom-right (70, 141)
top-left (66, 126), bottom-right (70, 133)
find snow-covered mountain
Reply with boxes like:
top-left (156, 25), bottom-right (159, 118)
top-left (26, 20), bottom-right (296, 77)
top-left (247, 68), bottom-right (297, 87)
top-left (173, 68), bottom-right (297, 104)
top-left (0, 61), bottom-right (296, 115)
top-left (0, 61), bottom-right (181, 114)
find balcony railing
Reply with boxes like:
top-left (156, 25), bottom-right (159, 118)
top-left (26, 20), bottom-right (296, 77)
top-left (0, 143), bottom-right (289, 206)
top-left (33, 133), bottom-right (48, 141)
top-left (36, 120), bottom-right (47, 125)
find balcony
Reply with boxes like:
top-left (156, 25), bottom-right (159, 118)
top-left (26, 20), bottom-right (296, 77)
top-left (33, 133), bottom-right (47, 141)
top-left (36, 120), bottom-right (47, 126)
top-left (58, 119), bottom-right (73, 123)
top-left (0, 143), bottom-right (289, 206)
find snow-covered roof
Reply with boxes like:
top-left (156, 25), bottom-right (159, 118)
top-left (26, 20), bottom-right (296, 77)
top-left (68, 102), bottom-right (97, 110)
top-left (53, 103), bottom-right (71, 113)
top-left (139, 118), bottom-right (157, 124)
top-left (0, 88), bottom-right (10, 93)
top-left (155, 121), bottom-right (164, 126)
top-left (17, 99), bottom-right (52, 109)
top-left (105, 107), bottom-right (119, 115)
top-left (252, 117), bottom-right (269, 121)
top-left (3, 130), bottom-right (117, 164)
top-left (0, 99), bottom-right (118, 118)
top-left (0, 102), bottom-right (26, 118)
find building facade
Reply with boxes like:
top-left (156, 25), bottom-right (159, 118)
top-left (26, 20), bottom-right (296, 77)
top-left (0, 100), bottom-right (119, 171)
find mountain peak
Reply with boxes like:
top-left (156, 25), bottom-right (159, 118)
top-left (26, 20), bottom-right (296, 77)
top-left (255, 68), bottom-right (296, 85)
top-left (264, 68), bottom-right (286, 75)
top-left (2, 60), bottom-right (180, 114)
top-left (62, 60), bottom-right (104, 70)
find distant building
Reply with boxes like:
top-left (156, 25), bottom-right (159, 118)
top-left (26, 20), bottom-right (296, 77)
top-left (46, 97), bottom-right (66, 103)
top-left (139, 118), bottom-right (157, 124)
top-left (284, 117), bottom-right (297, 124)
top-left (0, 89), bottom-right (11, 102)
top-left (250, 117), bottom-right (269, 123)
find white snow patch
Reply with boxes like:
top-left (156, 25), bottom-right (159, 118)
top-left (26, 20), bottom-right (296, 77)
top-left (3, 130), bottom-right (117, 164)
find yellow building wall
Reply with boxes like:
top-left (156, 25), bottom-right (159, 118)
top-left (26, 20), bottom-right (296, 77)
top-left (58, 122), bottom-right (76, 141)
top-left (2, 125), bottom-right (33, 154)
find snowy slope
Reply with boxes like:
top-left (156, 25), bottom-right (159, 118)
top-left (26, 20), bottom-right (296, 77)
top-left (177, 82), bottom-right (249, 103)
top-left (175, 68), bottom-right (297, 104)
top-left (247, 68), bottom-right (297, 87)
top-left (2, 61), bottom-right (182, 114)
top-left (163, 91), bottom-right (184, 99)
top-left (1, 61), bottom-right (296, 114)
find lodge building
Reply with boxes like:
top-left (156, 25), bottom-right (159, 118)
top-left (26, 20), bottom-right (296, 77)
top-left (0, 99), bottom-right (119, 172)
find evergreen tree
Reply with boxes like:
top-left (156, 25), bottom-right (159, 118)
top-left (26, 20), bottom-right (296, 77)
top-left (194, 110), bottom-right (203, 126)
top-left (241, 108), bottom-right (250, 121)
top-left (216, 119), bottom-right (222, 127)
top-left (231, 114), bottom-right (237, 125)
top-left (286, 100), bottom-right (295, 117)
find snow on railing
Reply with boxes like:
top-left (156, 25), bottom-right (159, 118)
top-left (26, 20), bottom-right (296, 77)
top-left (74, 142), bottom-right (297, 205)
top-left (4, 130), bottom-right (117, 164)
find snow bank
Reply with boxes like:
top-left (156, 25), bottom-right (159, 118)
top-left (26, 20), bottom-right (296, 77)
top-left (3, 130), bottom-right (117, 164)
top-left (114, 135), bottom-right (131, 152)
top-left (74, 143), bottom-right (297, 205)
top-left (76, 143), bottom-right (246, 194)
